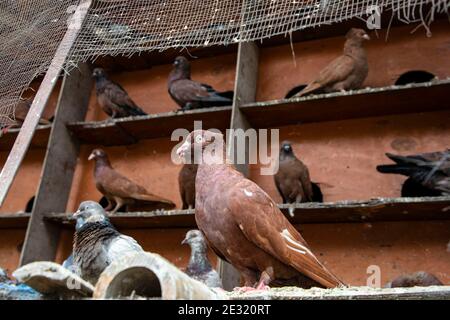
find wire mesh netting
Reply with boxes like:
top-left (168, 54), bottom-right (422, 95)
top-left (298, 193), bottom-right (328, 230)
top-left (0, 0), bottom-right (449, 128)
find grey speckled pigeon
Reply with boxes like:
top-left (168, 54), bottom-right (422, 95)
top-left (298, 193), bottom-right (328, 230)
top-left (182, 230), bottom-right (222, 288)
top-left (73, 201), bottom-right (144, 285)
top-left (385, 271), bottom-right (443, 288)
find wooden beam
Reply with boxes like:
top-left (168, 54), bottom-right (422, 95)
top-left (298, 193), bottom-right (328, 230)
top-left (20, 62), bottom-right (93, 265)
top-left (0, 0), bottom-right (92, 206)
top-left (221, 41), bottom-right (260, 291)
top-left (227, 41), bottom-right (259, 177)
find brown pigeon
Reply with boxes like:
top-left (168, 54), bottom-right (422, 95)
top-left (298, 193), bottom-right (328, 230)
top-left (294, 28), bottom-right (370, 97)
top-left (377, 150), bottom-right (450, 196)
top-left (385, 271), bottom-right (443, 288)
top-left (274, 141), bottom-right (314, 215)
top-left (176, 130), bottom-right (344, 290)
top-left (88, 149), bottom-right (175, 213)
top-left (168, 56), bottom-right (233, 110)
top-left (14, 98), bottom-right (51, 125)
top-left (92, 68), bottom-right (147, 118)
top-left (179, 164), bottom-right (198, 209)
top-left (1, 98), bottom-right (51, 135)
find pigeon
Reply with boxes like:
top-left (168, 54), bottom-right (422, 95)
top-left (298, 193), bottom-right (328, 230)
top-left (182, 230), bottom-right (223, 288)
top-left (385, 271), bottom-right (443, 288)
top-left (176, 130), bottom-right (344, 290)
top-left (0, 268), bottom-right (9, 283)
top-left (168, 56), bottom-right (233, 110)
top-left (92, 68), bottom-right (147, 118)
top-left (179, 164), bottom-right (198, 209)
top-left (72, 201), bottom-right (144, 285)
top-left (294, 28), bottom-right (370, 97)
top-left (0, 98), bottom-right (51, 135)
top-left (275, 141), bottom-right (314, 216)
top-left (88, 149), bottom-right (176, 214)
top-left (377, 150), bottom-right (450, 196)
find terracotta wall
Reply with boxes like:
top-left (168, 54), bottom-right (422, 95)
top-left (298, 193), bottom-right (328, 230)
top-left (257, 20), bottom-right (450, 101)
top-left (0, 22), bottom-right (449, 285)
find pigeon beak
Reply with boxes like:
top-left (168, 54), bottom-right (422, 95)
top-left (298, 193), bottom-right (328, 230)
top-left (73, 210), bottom-right (81, 218)
top-left (362, 34), bottom-right (370, 40)
top-left (176, 141), bottom-right (190, 160)
top-left (88, 153), bottom-right (95, 161)
top-left (181, 238), bottom-right (187, 245)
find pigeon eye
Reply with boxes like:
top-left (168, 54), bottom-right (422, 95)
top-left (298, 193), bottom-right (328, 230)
top-left (195, 135), bottom-right (203, 143)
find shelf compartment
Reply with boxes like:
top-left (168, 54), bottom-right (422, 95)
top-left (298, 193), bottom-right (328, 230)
top-left (241, 80), bottom-right (450, 129)
top-left (0, 125), bottom-right (52, 152)
top-left (0, 213), bottom-right (31, 229)
top-left (68, 106), bottom-right (232, 146)
top-left (44, 196), bottom-right (450, 229)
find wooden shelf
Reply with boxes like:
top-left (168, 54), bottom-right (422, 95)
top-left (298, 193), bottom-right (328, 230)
top-left (0, 213), bottom-right (31, 229)
top-left (0, 125), bottom-right (51, 152)
top-left (241, 80), bottom-right (450, 128)
top-left (229, 285), bottom-right (450, 300)
top-left (68, 106), bottom-right (232, 146)
top-left (44, 196), bottom-right (450, 229)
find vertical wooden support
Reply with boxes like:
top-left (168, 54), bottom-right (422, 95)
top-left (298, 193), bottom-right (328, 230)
top-left (20, 63), bottom-right (92, 265)
top-left (220, 41), bottom-right (260, 290)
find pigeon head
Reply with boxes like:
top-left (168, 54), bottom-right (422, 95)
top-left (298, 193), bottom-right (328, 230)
top-left (280, 141), bottom-right (293, 154)
top-left (346, 28), bottom-right (370, 41)
top-left (172, 56), bottom-right (191, 78)
top-left (74, 201), bottom-right (108, 230)
top-left (176, 130), bottom-right (224, 163)
top-left (182, 230), bottom-right (207, 252)
top-left (88, 148), bottom-right (108, 161)
top-left (92, 68), bottom-right (108, 79)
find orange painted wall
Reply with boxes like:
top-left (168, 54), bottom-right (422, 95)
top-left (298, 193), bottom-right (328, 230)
top-left (0, 22), bottom-right (449, 286)
top-left (257, 20), bottom-right (450, 101)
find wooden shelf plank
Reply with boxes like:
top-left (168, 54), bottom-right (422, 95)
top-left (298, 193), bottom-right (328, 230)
top-left (0, 125), bottom-right (51, 152)
top-left (67, 80), bottom-right (450, 147)
top-left (241, 80), bottom-right (450, 128)
top-left (44, 196), bottom-right (450, 229)
top-left (0, 213), bottom-right (31, 229)
top-left (68, 106), bottom-right (232, 146)
top-left (228, 285), bottom-right (450, 300)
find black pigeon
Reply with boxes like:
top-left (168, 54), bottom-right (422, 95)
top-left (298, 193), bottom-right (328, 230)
top-left (168, 56), bottom-right (233, 110)
top-left (72, 201), bottom-right (143, 285)
top-left (92, 68), bottom-right (147, 118)
top-left (377, 150), bottom-right (450, 196)
top-left (182, 230), bottom-right (222, 288)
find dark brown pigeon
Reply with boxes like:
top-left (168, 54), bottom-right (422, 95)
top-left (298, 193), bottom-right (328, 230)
top-left (92, 68), bottom-right (147, 118)
top-left (168, 56), bottom-right (233, 110)
top-left (177, 130), bottom-right (344, 290)
top-left (14, 98), bottom-right (51, 125)
top-left (385, 271), bottom-right (443, 288)
top-left (275, 141), bottom-right (314, 216)
top-left (182, 229), bottom-right (222, 288)
top-left (179, 164), bottom-right (198, 209)
top-left (88, 149), bottom-right (175, 214)
top-left (377, 150), bottom-right (450, 196)
top-left (294, 28), bottom-right (370, 97)
top-left (1, 98), bottom-right (51, 135)
top-left (73, 201), bottom-right (144, 284)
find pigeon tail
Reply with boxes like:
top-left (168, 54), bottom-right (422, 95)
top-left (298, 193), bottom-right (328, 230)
top-left (294, 82), bottom-right (322, 97)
